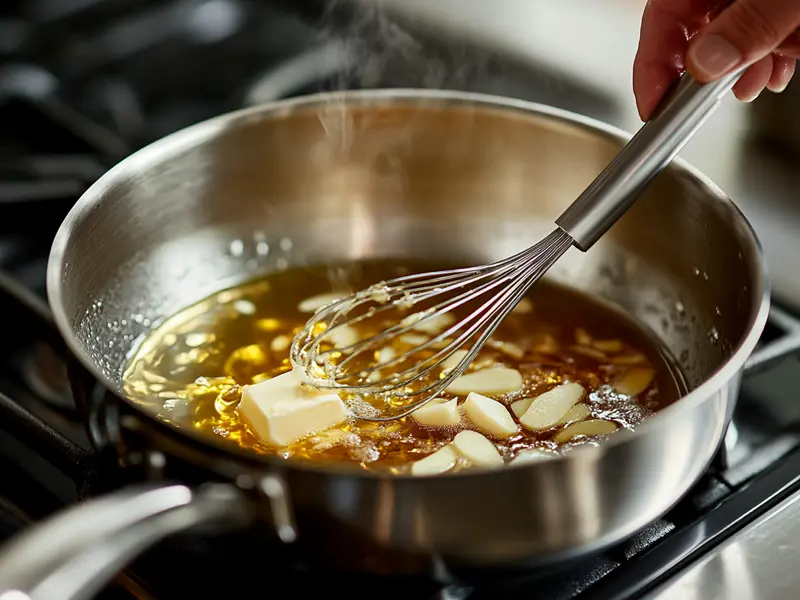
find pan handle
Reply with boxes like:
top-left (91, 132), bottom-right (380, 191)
top-left (0, 483), bottom-right (253, 600)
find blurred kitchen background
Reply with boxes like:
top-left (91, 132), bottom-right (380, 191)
top-left (0, 0), bottom-right (798, 390)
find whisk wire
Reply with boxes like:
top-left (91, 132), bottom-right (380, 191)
top-left (291, 228), bottom-right (574, 420)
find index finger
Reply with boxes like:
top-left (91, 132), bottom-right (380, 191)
top-left (633, 0), bottom-right (726, 120)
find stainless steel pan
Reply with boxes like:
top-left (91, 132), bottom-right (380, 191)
top-left (0, 90), bottom-right (769, 600)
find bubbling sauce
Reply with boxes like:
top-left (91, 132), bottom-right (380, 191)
top-left (123, 259), bottom-right (686, 474)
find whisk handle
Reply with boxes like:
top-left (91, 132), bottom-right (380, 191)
top-left (555, 68), bottom-right (746, 252)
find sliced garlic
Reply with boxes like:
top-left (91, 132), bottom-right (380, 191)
top-left (270, 335), bottom-right (291, 353)
top-left (376, 347), bottom-right (396, 364)
top-left (534, 334), bottom-right (559, 354)
top-left (429, 337), bottom-right (453, 350)
top-left (412, 312), bottom-right (456, 335)
top-left (519, 382), bottom-right (585, 431)
top-left (510, 396), bottom-right (533, 418)
top-left (310, 429), bottom-right (351, 451)
top-left (324, 324), bottom-right (359, 348)
top-left (512, 448), bottom-right (557, 464)
top-left (572, 346), bottom-right (607, 360)
top-left (441, 349), bottom-right (470, 372)
top-left (574, 328), bottom-right (593, 346)
top-left (553, 419), bottom-right (618, 444)
top-left (446, 367), bottom-right (523, 396)
top-left (488, 340), bottom-right (525, 360)
top-left (511, 298), bottom-right (534, 315)
top-left (399, 333), bottom-right (429, 346)
top-left (557, 402), bottom-right (591, 425)
top-left (411, 444), bottom-right (458, 476)
top-left (593, 338), bottom-right (623, 352)
top-left (462, 392), bottom-right (518, 438)
top-left (298, 292), bottom-right (344, 313)
top-left (614, 367), bottom-right (655, 396)
top-left (472, 358), bottom-right (498, 371)
top-left (411, 398), bottom-right (461, 427)
top-left (610, 353), bottom-right (647, 365)
top-left (453, 430), bottom-right (504, 467)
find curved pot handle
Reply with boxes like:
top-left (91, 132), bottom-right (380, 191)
top-left (0, 483), bottom-right (253, 600)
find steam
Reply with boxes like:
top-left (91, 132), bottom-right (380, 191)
top-left (315, 0), bottom-right (442, 92)
top-left (307, 0), bottom-right (490, 154)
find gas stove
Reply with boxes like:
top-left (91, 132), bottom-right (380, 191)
top-left (2, 1), bottom-right (800, 599)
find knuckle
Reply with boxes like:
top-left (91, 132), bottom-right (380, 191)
top-left (725, 3), bottom-right (784, 52)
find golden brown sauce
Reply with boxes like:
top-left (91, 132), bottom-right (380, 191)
top-left (123, 259), bottom-right (686, 473)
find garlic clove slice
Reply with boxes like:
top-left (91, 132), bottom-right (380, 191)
top-left (446, 367), bottom-right (523, 396)
top-left (510, 396), bottom-right (534, 418)
top-left (411, 444), bottom-right (458, 476)
top-left (519, 382), bottom-right (585, 431)
top-left (376, 347), bottom-right (396, 364)
top-left (298, 292), bottom-right (344, 313)
top-left (462, 392), bottom-right (518, 438)
top-left (488, 340), bottom-right (526, 360)
top-left (441, 349), bottom-right (470, 372)
top-left (556, 402), bottom-right (591, 425)
top-left (553, 419), bottom-right (618, 444)
top-left (399, 333), bottom-right (429, 346)
top-left (412, 312), bottom-right (456, 335)
top-left (511, 298), bottom-right (534, 315)
top-left (613, 367), bottom-right (655, 396)
top-left (411, 398), bottom-right (461, 427)
top-left (453, 430), bottom-right (504, 467)
top-left (512, 448), bottom-right (558, 464)
top-left (324, 324), bottom-right (359, 348)
top-left (270, 334), bottom-right (291, 353)
top-left (593, 339), bottom-right (623, 352)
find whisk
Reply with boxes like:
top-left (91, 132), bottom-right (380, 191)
top-left (290, 70), bottom-right (746, 421)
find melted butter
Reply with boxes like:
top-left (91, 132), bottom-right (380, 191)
top-left (123, 259), bottom-right (686, 473)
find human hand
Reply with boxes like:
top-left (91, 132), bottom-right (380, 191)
top-left (633, 0), bottom-right (800, 120)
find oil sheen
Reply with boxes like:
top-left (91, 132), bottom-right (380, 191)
top-left (123, 259), bottom-right (686, 474)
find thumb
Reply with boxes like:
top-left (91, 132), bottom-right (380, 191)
top-left (687, 0), bottom-right (800, 82)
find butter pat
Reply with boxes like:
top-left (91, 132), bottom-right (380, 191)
top-left (446, 367), bottom-right (523, 396)
top-left (238, 369), bottom-right (348, 447)
top-left (463, 392), bottom-right (518, 438)
top-left (411, 398), bottom-right (461, 427)
top-left (519, 382), bottom-right (584, 431)
top-left (411, 444), bottom-right (458, 476)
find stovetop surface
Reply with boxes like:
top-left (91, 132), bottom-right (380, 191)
top-left (2, 1), bottom-right (800, 599)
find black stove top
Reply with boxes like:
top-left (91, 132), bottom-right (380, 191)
top-left (2, 1), bottom-right (800, 599)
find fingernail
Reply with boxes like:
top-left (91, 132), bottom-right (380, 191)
top-left (689, 35), bottom-right (742, 79)
top-left (740, 89), bottom-right (761, 103)
top-left (768, 81), bottom-right (789, 94)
